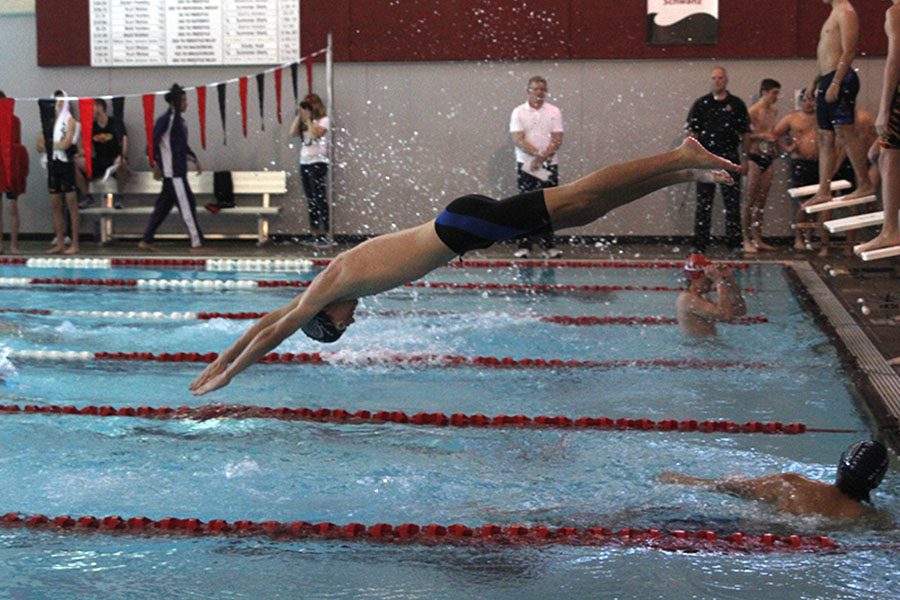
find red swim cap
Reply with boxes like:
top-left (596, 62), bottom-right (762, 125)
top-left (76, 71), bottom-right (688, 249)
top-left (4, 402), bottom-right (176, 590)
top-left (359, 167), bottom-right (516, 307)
top-left (683, 254), bottom-right (712, 280)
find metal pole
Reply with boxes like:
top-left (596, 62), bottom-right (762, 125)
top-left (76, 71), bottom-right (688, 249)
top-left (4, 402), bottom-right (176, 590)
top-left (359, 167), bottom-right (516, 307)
top-left (325, 32), bottom-right (335, 243)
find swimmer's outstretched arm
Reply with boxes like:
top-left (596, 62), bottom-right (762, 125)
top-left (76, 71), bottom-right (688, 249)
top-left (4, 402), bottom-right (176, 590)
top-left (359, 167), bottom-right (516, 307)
top-left (659, 471), bottom-right (785, 503)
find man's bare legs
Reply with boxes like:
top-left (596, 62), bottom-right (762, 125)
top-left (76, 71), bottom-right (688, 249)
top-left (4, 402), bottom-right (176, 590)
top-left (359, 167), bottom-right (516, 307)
top-left (0, 198), bottom-right (20, 254)
top-left (856, 146), bottom-right (900, 253)
top-left (48, 192), bottom-right (80, 255)
top-left (743, 162), bottom-right (777, 252)
top-left (835, 124), bottom-right (876, 200)
top-left (64, 192), bottom-right (79, 254)
top-left (807, 129), bottom-right (837, 206)
top-left (546, 138), bottom-right (738, 230)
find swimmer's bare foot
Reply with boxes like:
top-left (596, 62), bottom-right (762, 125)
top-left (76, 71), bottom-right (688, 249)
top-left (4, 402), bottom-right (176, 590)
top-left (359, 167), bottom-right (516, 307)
top-left (754, 239), bottom-right (777, 251)
top-left (679, 137), bottom-right (740, 172)
top-left (693, 169), bottom-right (734, 186)
top-left (138, 241), bottom-right (158, 252)
top-left (840, 186), bottom-right (877, 202)
top-left (189, 245), bottom-right (211, 254)
top-left (8, 246), bottom-right (20, 255)
top-left (818, 245), bottom-right (830, 258)
top-left (742, 241), bottom-right (759, 254)
top-left (45, 244), bottom-right (64, 255)
top-left (793, 239), bottom-right (808, 251)
top-left (63, 245), bottom-right (80, 255)
top-left (855, 233), bottom-right (900, 255)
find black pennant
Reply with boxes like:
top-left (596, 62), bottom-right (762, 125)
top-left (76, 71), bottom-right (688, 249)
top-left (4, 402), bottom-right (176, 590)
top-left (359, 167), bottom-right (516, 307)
top-left (217, 82), bottom-right (227, 146)
top-left (255, 72), bottom-right (265, 132)
top-left (290, 62), bottom-right (299, 103)
top-left (38, 98), bottom-right (56, 161)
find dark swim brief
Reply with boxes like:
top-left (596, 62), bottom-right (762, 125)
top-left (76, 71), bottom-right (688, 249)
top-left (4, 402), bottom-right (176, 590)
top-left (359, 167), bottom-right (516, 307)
top-left (434, 190), bottom-right (553, 256)
top-left (748, 153), bottom-right (774, 173)
top-left (880, 84), bottom-right (900, 151)
top-left (816, 70), bottom-right (860, 131)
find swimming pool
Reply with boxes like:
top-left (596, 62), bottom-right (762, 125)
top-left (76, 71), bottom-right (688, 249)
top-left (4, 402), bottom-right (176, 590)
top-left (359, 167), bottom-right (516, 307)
top-left (0, 260), bottom-right (896, 599)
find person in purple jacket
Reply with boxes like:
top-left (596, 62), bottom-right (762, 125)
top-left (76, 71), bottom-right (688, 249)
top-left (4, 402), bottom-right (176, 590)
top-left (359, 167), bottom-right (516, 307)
top-left (139, 84), bottom-right (205, 252)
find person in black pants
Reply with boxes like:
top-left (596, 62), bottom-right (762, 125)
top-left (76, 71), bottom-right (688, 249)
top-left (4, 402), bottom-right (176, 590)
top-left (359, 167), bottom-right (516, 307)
top-left (139, 84), bottom-right (204, 252)
top-left (686, 67), bottom-right (751, 252)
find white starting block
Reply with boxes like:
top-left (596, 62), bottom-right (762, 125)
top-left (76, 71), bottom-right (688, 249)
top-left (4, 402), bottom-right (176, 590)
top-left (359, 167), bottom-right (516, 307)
top-left (787, 180), bottom-right (852, 199)
top-left (824, 211), bottom-right (885, 233)
top-left (856, 244), bottom-right (900, 261)
top-left (804, 194), bottom-right (877, 215)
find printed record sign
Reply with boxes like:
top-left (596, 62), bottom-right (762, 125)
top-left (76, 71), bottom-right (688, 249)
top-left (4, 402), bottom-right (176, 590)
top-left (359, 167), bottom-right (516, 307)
top-left (647, 0), bottom-right (719, 45)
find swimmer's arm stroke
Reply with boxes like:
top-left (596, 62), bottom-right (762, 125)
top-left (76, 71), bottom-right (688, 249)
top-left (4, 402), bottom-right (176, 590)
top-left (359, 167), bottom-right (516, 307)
top-left (189, 295), bottom-right (309, 395)
top-left (659, 472), bottom-right (788, 504)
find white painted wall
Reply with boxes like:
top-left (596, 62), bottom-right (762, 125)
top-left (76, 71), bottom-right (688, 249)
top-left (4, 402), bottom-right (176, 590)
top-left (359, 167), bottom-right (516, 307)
top-left (0, 13), bottom-right (886, 239)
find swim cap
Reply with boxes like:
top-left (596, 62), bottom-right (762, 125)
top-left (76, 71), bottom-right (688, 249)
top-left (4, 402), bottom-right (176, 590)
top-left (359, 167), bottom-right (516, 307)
top-left (835, 440), bottom-right (889, 503)
top-left (683, 253), bottom-right (712, 280)
top-left (301, 310), bottom-right (346, 343)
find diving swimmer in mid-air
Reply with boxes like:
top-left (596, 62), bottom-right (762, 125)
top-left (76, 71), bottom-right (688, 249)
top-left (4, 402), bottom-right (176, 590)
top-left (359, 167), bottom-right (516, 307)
top-left (191, 137), bottom-right (738, 396)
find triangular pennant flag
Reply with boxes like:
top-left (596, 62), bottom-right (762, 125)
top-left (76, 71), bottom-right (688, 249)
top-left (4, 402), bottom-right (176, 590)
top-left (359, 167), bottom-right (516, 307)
top-left (305, 55), bottom-right (313, 96)
top-left (217, 83), bottom-right (227, 146)
top-left (142, 94), bottom-right (156, 167)
top-left (78, 97), bottom-right (95, 180)
top-left (290, 62), bottom-right (299, 103)
top-left (196, 85), bottom-right (207, 150)
top-left (112, 96), bottom-right (125, 124)
top-left (239, 76), bottom-right (248, 138)
top-left (38, 98), bottom-right (56, 162)
top-left (274, 67), bottom-right (283, 124)
top-left (0, 98), bottom-right (14, 190)
top-left (255, 72), bottom-right (265, 132)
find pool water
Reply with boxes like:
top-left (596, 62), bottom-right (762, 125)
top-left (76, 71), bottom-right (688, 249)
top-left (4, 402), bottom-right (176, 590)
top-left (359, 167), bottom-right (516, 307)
top-left (0, 262), bottom-right (896, 599)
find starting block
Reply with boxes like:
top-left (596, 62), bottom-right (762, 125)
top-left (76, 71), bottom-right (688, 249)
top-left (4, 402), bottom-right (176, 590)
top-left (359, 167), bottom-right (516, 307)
top-left (857, 244), bottom-right (900, 261)
top-left (787, 180), bottom-right (852, 199)
top-left (824, 211), bottom-right (885, 234)
top-left (804, 194), bottom-right (877, 215)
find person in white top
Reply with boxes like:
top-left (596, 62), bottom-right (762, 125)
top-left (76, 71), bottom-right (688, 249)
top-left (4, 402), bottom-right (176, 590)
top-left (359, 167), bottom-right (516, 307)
top-left (36, 90), bottom-right (80, 255)
top-left (509, 76), bottom-right (564, 258)
top-left (290, 93), bottom-right (331, 246)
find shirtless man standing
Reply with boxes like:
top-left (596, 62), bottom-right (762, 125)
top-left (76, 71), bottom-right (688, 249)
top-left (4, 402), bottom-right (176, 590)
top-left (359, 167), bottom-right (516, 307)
top-left (856, 0), bottom-right (900, 254)
top-left (743, 79), bottom-right (781, 253)
top-left (660, 440), bottom-right (890, 520)
top-left (806, 0), bottom-right (876, 206)
top-left (675, 253), bottom-right (747, 337)
top-left (773, 91), bottom-right (820, 250)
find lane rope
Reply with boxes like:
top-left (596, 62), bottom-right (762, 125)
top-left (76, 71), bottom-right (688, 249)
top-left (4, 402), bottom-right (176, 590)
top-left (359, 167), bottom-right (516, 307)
top-left (7, 350), bottom-right (777, 371)
top-left (0, 277), bottom-right (757, 294)
top-left (0, 403), bottom-right (859, 435)
top-left (0, 307), bottom-right (769, 326)
top-left (2, 257), bottom-right (751, 272)
top-left (0, 512), bottom-right (836, 553)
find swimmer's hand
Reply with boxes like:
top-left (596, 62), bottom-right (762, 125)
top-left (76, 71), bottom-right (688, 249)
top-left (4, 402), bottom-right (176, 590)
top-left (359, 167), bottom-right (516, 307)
top-left (191, 371), bottom-right (232, 396)
top-left (659, 471), bottom-right (705, 485)
top-left (190, 358), bottom-right (228, 392)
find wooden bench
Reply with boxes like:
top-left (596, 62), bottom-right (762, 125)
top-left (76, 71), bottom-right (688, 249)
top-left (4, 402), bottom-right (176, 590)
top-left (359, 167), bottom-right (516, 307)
top-left (83, 171), bottom-right (286, 245)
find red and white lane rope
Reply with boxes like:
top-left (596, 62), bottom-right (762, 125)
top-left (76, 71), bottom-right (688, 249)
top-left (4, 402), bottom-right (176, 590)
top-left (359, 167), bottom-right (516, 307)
top-left (0, 277), bottom-right (756, 294)
top-left (0, 512), bottom-right (835, 553)
top-left (0, 307), bottom-right (770, 325)
top-left (2, 257), bottom-right (750, 272)
top-left (7, 350), bottom-right (776, 370)
top-left (0, 403), bottom-right (858, 435)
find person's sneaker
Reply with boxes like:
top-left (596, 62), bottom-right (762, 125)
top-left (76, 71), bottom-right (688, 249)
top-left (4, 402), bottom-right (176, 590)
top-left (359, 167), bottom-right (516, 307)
top-left (543, 248), bottom-right (563, 259)
top-left (513, 248), bottom-right (531, 259)
top-left (78, 194), bottom-right (95, 209)
top-left (113, 194), bottom-right (124, 209)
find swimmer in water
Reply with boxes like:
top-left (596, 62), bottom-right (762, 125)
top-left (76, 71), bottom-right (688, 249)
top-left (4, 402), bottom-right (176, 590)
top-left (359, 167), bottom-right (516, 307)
top-left (660, 440), bottom-right (891, 520)
top-left (675, 253), bottom-right (747, 337)
top-left (191, 138), bottom-right (738, 395)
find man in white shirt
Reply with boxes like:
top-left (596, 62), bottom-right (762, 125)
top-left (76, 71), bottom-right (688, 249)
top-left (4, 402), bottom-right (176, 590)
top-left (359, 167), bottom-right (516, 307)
top-left (509, 76), bottom-right (564, 258)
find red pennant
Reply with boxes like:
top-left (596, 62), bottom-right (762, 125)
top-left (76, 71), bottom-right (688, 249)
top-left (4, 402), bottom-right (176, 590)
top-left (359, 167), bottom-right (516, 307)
top-left (78, 98), bottom-right (94, 180)
top-left (0, 98), bottom-right (13, 191)
top-left (305, 56), bottom-right (313, 95)
top-left (142, 94), bottom-right (156, 167)
top-left (239, 76), bottom-right (248, 137)
top-left (274, 67), bottom-right (283, 124)
top-left (196, 86), bottom-right (207, 150)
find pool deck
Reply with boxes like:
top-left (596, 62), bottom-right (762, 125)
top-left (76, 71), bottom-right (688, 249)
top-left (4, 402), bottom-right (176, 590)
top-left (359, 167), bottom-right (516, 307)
top-left (5, 238), bottom-right (900, 449)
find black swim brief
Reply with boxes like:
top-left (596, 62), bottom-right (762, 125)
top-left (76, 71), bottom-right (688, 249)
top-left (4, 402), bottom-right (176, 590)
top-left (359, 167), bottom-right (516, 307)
top-left (434, 190), bottom-right (553, 256)
top-left (816, 70), bottom-right (859, 131)
top-left (748, 153), bottom-right (774, 173)
top-left (47, 159), bottom-right (77, 194)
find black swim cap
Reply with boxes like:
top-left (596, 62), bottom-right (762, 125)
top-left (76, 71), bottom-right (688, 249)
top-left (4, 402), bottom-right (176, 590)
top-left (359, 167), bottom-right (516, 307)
top-left (836, 440), bottom-right (889, 503)
top-left (301, 310), bottom-right (346, 343)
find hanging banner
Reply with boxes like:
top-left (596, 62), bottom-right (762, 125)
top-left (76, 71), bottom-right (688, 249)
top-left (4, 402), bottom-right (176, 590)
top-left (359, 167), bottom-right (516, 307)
top-left (196, 85), bottom-right (207, 150)
top-left (142, 94), bottom-right (156, 167)
top-left (647, 0), bottom-right (718, 46)
top-left (78, 97), bottom-right (95, 180)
